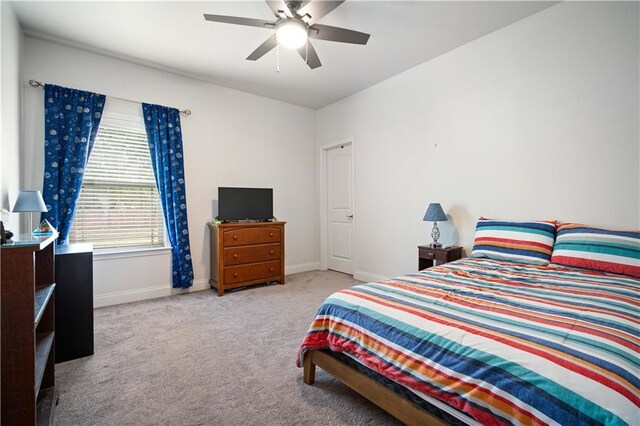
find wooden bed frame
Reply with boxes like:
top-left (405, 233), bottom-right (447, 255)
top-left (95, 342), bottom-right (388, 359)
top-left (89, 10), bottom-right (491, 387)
top-left (303, 350), bottom-right (447, 426)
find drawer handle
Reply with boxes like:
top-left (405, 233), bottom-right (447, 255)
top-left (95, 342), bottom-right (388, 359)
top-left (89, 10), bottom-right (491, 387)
top-left (233, 254), bottom-right (238, 259)
top-left (233, 235), bottom-right (238, 240)
top-left (233, 272), bottom-right (238, 278)
top-left (269, 232), bottom-right (274, 237)
top-left (269, 267), bottom-right (274, 272)
top-left (269, 250), bottom-right (274, 255)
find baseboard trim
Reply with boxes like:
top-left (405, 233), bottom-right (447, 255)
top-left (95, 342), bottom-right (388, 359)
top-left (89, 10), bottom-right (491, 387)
top-left (94, 278), bottom-right (209, 308)
top-left (354, 270), bottom-right (388, 283)
top-left (286, 261), bottom-right (320, 275)
top-left (94, 262), bottom-right (320, 307)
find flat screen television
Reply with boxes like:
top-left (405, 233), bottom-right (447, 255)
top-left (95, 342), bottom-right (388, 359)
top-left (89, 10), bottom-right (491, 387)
top-left (218, 187), bottom-right (273, 221)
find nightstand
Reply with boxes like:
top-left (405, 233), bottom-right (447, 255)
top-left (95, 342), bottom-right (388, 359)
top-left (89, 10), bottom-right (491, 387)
top-left (418, 245), bottom-right (463, 270)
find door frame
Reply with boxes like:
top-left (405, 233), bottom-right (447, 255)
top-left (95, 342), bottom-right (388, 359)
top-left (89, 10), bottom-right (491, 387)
top-left (319, 137), bottom-right (356, 272)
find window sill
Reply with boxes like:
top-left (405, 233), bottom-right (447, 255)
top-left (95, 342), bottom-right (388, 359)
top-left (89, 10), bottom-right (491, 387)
top-left (94, 246), bottom-right (172, 261)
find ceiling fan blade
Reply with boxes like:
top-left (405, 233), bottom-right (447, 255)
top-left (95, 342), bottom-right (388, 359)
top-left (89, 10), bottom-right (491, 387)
top-left (297, 41), bottom-right (322, 69)
top-left (203, 14), bottom-right (275, 29)
top-left (296, 1), bottom-right (344, 25)
top-left (265, 0), bottom-right (293, 18)
top-left (247, 34), bottom-right (278, 61)
top-left (309, 24), bottom-right (370, 45)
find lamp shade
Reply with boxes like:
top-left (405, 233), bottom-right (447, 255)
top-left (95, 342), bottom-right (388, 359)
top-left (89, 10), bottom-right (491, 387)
top-left (423, 203), bottom-right (447, 222)
top-left (12, 190), bottom-right (48, 213)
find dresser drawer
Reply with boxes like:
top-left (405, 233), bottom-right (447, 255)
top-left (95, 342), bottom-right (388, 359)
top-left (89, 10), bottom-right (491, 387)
top-left (223, 227), bottom-right (282, 246)
top-left (418, 245), bottom-right (463, 270)
top-left (224, 243), bottom-right (281, 266)
top-left (418, 247), bottom-right (449, 263)
top-left (224, 260), bottom-right (281, 284)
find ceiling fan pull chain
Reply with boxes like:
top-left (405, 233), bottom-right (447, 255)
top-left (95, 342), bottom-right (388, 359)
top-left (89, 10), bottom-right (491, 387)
top-left (276, 43), bottom-right (280, 73)
top-left (305, 37), bottom-right (309, 64)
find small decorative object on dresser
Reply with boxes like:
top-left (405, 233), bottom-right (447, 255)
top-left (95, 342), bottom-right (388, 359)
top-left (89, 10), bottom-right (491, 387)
top-left (0, 208), bottom-right (11, 243)
top-left (33, 219), bottom-right (56, 236)
top-left (418, 244), bottom-right (462, 270)
top-left (423, 202), bottom-right (448, 247)
top-left (208, 221), bottom-right (285, 296)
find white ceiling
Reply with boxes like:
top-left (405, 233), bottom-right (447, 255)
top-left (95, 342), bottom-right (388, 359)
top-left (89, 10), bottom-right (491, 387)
top-left (11, 1), bottom-right (556, 109)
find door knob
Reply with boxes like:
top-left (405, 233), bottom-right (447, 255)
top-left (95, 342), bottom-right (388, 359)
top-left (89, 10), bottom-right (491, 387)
top-left (346, 214), bottom-right (353, 219)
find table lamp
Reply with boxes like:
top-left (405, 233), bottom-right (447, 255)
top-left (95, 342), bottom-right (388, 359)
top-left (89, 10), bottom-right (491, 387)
top-left (12, 190), bottom-right (48, 234)
top-left (423, 203), bottom-right (447, 247)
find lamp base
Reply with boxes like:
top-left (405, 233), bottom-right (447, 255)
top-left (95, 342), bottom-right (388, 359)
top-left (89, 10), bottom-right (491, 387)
top-left (431, 221), bottom-right (441, 247)
top-left (429, 242), bottom-right (443, 248)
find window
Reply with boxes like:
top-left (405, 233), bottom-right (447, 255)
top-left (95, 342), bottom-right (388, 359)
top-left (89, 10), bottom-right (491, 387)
top-left (69, 120), bottom-right (165, 250)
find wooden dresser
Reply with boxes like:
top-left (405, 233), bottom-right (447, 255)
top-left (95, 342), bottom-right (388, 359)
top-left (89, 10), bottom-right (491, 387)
top-left (208, 221), bottom-right (285, 296)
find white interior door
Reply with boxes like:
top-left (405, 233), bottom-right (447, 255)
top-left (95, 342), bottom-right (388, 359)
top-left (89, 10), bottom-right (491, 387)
top-left (326, 143), bottom-right (354, 274)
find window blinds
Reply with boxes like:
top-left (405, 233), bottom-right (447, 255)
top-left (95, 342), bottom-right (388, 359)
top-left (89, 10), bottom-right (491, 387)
top-left (69, 125), bottom-right (165, 250)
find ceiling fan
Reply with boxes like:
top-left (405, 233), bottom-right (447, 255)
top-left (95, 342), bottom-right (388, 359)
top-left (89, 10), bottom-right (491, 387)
top-left (203, 0), bottom-right (370, 69)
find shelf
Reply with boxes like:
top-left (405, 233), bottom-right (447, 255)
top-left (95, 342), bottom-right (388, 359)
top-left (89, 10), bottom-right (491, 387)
top-left (36, 386), bottom-right (58, 426)
top-left (1, 232), bottom-right (58, 250)
top-left (35, 332), bottom-right (55, 398)
top-left (2, 231), bottom-right (57, 424)
top-left (35, 284), bottom-right (56, 326)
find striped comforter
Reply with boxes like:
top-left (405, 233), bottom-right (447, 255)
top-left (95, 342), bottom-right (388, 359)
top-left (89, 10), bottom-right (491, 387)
top-left (297, 258), bottom-right (639, 425)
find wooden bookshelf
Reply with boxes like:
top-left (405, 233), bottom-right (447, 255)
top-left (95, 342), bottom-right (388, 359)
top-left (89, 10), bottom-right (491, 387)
top-left (1, 232), bottom-right (59, 425)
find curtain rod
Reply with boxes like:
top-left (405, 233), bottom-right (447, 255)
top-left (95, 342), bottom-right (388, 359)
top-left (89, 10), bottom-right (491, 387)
top-left (28, 80), bottom-right (191, 116)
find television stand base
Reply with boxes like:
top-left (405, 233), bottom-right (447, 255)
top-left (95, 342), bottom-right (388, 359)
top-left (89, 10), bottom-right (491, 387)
top-left (219, 219), bottom-right (274, 224)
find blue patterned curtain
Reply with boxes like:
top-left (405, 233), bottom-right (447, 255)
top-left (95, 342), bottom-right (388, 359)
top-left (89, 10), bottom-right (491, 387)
top-left (42, 84), bottom-right (106, 244)
top-left (142, 103), bottom-right (194, 289)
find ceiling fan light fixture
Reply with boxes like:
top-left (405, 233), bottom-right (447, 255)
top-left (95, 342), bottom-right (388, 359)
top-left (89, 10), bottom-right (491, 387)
top-left (204, 0), bottom-right (370, 69)
top-left (276, 20), bottom-right (307, 49)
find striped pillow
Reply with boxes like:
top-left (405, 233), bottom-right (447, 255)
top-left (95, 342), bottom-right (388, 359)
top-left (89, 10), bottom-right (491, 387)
top-left (552, 223), bottom-right (640, 277)
top-left (471, 219), bottom-right (556, 265)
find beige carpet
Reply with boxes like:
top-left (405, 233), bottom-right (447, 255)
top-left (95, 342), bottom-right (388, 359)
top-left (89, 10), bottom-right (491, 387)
top-left (55, 270), bottom-right (401, 426)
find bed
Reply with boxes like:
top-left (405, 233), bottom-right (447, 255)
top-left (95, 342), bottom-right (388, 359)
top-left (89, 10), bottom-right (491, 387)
top-left (297, 258), bottom-right (639, 425)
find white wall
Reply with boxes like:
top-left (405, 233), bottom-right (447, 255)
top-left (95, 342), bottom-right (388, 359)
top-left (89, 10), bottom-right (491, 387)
top-left (22, 37), bottom-right (319, 306)
top-left (17, 2), bottom-right (640, 301)
top-left (0, 2), bottom-right (23, 233)
top-left (316, 2), bottom-right (640, 281)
